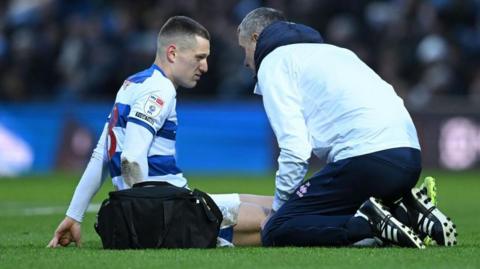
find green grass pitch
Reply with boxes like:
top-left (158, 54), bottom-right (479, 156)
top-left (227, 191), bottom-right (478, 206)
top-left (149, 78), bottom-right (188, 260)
top-left (0, 170), bottom-right (479, 269)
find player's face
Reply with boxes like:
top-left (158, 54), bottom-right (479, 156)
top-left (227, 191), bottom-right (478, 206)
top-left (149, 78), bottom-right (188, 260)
top-left (238, 32), bottom-right (257, 73)
top-left (173, 35), bottom-right (210, 88)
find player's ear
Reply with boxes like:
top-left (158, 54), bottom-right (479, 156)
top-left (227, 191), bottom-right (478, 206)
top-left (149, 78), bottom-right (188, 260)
top-left (166, 44), bottom-right (177, 63)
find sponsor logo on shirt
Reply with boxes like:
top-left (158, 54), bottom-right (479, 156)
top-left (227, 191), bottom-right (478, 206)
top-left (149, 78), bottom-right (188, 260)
top-left (144, 95), bottom-right (163, 117)
top-left (135, 112), bottom-right (155, 125)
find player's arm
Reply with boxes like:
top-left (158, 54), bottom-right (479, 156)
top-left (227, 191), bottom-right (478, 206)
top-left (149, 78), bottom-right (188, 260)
top-left (121, 90), bottom-right (175, 186)
top-left (121, 121), bottom-right (154, 187)
top-left (257, 56), bottom-right (312, 212)
top-left (48, 124), bottom-right (109, 247)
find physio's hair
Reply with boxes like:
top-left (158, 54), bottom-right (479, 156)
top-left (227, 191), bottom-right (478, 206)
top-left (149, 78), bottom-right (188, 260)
top-left (238, 7), bottom-right (286, 39)
top-left (157, 16), bottom-right (210, 55)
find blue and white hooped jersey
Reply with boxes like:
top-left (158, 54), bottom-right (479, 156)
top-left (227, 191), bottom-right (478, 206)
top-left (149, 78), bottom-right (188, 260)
top-left (105, 64), bottom-right (186, 190)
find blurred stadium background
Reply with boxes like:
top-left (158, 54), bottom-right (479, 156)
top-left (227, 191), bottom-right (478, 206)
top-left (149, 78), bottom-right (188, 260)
top-left (0, 0), bottom-right (479, 176)
top-left (1, 1), bottom-right (479, 268)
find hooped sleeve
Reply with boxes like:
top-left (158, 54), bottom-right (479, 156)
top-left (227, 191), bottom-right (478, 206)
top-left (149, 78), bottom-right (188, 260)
top-left (121, 88), bottom-right (176, 181)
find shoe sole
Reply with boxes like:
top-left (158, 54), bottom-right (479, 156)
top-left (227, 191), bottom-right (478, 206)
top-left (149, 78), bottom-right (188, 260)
top-left (411, 188), bottom-right (457, 246)
top-left (370, 198), bottom-right (425, 249)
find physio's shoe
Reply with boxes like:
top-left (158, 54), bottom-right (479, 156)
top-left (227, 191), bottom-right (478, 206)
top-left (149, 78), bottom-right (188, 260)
top-left (356, 197), bottom-right (425, 249)
top-left (404, 185), bottom-right (457, 247)
top-left (419, 176), bottom-right (437, 206)
top-left (395, 176), bottom-right (439, 245)
top-left (418, 176), bottom-right (437, 246)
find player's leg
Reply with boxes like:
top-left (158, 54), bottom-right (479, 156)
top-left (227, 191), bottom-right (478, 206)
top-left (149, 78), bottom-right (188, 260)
top-left (211, 193), bottom-right (272, 246)
top-left (232, 201), bottom-right (270, 246)
top-left (232, 195), bottom-right (272, 246)
top-left (238, 194), bottom-right (273, 209)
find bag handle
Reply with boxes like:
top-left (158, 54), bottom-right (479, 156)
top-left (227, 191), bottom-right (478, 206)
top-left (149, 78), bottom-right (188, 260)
top-left (155, 200), bottom-right (175, 248)
top-left (193, 189), bottom-right (223, 225)
top-left (119, 200), bottom-right (142, 248)
top-left (132, 181), bottom-right (174, 188)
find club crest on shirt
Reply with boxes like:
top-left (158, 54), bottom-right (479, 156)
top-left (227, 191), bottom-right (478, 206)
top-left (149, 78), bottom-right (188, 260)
top-left (144, 95), bottom-right (164, 117)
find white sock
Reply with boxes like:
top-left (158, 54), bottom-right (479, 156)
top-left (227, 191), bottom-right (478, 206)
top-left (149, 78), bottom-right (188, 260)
top-left (210, 193), bottom-right (241, 228)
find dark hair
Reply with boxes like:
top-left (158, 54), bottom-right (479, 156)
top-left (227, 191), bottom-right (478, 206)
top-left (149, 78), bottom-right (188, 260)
top-left (159, 16), bottom-right (210, 41)
top-left (238, 8), bottom-right (286, 38)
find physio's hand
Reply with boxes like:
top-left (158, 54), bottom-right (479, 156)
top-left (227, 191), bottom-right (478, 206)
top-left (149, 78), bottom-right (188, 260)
top-left (47, 216), bottom-right (82, 248)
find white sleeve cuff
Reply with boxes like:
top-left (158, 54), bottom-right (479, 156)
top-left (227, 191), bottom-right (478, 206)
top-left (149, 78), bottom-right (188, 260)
top-left (66, 209), bottom-right (83, 223)
top-left (272, 191), bottom-right (288, 212)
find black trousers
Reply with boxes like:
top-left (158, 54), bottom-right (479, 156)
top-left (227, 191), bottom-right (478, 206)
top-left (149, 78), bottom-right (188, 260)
top-left (261, 147), bottom-right (422, 247)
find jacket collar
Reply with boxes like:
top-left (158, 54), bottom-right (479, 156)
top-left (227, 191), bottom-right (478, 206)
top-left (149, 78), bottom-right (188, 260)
top-left (254, 21), bottom-right (324, 76)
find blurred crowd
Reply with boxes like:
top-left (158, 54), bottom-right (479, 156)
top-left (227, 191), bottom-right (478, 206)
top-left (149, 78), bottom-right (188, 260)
top-left (0, 0), bottom-right (479, 106)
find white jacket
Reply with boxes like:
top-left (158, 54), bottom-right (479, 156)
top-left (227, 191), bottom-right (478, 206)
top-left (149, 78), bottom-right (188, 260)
top-left (255, 43), bottom-right (420, 211)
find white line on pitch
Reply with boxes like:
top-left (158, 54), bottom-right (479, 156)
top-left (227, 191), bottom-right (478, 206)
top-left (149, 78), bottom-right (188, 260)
top-left (0, 203), bottom-right (101, 216)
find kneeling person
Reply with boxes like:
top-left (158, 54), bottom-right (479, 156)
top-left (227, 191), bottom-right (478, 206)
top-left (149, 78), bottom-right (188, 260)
top-left (237, 7), bottom-right (457, 248)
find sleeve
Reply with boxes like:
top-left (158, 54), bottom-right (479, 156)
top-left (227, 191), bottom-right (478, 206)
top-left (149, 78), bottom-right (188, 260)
top-left (257, 56), bottom-right (312, 211)
top-left (66, 124), bottom-right (109, 222)
top-left (127, 89), bottom-right (176, 135)
top-left (120, 88), bottom-right (176, 180)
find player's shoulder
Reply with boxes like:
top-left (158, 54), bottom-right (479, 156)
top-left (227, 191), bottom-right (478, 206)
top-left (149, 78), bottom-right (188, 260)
top-left (124, 65), bottom-right (175, 98)
top-left (140, 72), bottom-right (175, 96)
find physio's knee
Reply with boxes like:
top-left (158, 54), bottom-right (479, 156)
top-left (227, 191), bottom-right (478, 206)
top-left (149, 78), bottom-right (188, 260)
top-left (261, 224), bottom-right (297, 247)
top-left (260, 218), bottom-right (282, 246)
top-left (260, 227), bottom-right (274, 246)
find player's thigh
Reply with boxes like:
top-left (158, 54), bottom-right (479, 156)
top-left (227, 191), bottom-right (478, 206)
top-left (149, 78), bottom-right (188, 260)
top-left (233, 230), bottom-right (262, 246)
top-left (234, 202), bottom-right (269, 233)
top-left (239, 194), bottom-right (273, 209)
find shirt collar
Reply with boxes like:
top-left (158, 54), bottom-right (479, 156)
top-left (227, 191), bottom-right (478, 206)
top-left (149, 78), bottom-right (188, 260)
top-left (152, 64), bottom-right (167, 78)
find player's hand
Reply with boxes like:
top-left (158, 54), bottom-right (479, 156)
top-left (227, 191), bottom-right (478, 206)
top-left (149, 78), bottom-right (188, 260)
top-left (47, 216), bottom-right (82, 248)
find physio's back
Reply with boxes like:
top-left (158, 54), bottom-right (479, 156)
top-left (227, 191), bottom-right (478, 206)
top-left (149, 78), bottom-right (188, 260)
top-left (262, 43), bottom-right (420, 162)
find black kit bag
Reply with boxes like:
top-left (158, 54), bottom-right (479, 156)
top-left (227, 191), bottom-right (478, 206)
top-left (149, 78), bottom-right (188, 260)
top-left (94, 181), bottom-right (223, 249)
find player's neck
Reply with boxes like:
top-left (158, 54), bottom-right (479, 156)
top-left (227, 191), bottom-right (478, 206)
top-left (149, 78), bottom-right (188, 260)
top-left (153, 58), bottom-right (178, 89)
